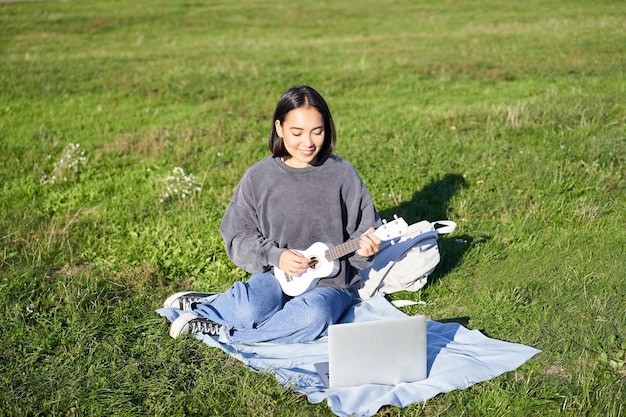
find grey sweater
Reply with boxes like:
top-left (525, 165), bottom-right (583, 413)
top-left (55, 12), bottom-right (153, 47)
top-left (220, 155), bottom-right (380, 289)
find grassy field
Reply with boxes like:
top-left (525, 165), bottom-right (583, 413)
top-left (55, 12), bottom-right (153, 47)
top-left (1, 0), bottom-right (625, 415)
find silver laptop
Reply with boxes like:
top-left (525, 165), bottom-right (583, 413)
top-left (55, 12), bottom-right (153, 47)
top-left (315, 315), bottom-right (427, 388)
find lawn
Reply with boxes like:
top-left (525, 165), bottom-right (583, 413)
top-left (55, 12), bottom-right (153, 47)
top-left (1, 0), bottom-right (625, 416)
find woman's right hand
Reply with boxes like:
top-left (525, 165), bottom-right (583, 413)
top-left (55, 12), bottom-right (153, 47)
top-left (279, 249), bottom-right (309, 277)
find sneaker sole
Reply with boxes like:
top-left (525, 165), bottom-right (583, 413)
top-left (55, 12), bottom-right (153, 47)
top-left (162, 291), bottom-right (218, 309)
top-left (169, 312), bottom-right (200, 338)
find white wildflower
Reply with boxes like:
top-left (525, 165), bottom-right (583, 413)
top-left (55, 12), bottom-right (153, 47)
top-left (40, 142), bottom-right (88, 185)
top-left (160, 166), bottom-right (202, 202)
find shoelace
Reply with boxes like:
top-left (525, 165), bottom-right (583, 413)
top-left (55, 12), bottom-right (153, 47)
top-left (189, 318), bottom-right (221, 336)
top-left (180, 296), bottom-right (204, 311)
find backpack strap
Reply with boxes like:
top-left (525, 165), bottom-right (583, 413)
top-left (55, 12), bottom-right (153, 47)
top-left (432, 220), bottom-right (456, 235)
top-left (391, 299), bottom-right (427, 307)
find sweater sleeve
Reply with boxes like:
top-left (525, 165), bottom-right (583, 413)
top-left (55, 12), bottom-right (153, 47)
top-left (341, 167), bottom-right (382, 271)
top-left (346, 202), bottom-right (381, 271)
top-left (219, 175), bottom-right (283, 274)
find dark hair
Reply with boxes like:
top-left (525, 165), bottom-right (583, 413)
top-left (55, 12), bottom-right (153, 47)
top-left (268, 85), bottom-right (336, 159)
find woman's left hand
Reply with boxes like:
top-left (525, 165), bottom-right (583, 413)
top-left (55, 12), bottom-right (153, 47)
top-left (356, 227), bottom-right (381, 257)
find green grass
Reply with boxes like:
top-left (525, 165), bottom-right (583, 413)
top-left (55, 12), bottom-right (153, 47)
top-left (1, 0), bottom-right (625, 415)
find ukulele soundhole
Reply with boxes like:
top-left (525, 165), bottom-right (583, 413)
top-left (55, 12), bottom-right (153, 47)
top-left (309, 257), bottom-right (320, 270)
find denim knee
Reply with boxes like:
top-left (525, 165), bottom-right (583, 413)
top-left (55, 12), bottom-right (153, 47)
top-left (227, 277), bottom-right (285, 328)
top-left (296, 290), bottom-right (348, 329)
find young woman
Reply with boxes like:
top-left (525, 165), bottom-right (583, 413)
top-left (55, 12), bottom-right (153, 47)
top-left (164, 85), bottom-right (381, 344)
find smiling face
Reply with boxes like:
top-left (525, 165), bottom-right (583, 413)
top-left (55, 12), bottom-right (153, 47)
top-left (275, 106), bottom-right (325, 168)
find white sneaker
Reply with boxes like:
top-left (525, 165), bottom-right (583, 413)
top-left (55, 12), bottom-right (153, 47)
top-left (169, 312), bottom-right (222, 338)
top-left (162, 291), bottom-right (218, 310)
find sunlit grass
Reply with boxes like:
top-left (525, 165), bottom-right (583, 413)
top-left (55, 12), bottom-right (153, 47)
top-left (1, 0), bottom-right (625, 415)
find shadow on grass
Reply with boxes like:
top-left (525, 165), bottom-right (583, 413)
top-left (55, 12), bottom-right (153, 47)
top-left (378, 173), bottom-right (487, 291)
top-left (379, 173), bottom-right (467, 224)
top-left (438, 316), bottom-right (470, 327)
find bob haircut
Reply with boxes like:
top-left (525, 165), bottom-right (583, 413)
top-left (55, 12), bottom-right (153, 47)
top-left (268, 86), bottom-right (336, 159)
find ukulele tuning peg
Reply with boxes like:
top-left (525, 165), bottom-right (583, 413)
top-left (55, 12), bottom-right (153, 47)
top-left (382, 219), bottom-right (387, 224)
top-left (393, 214), bottom-right (398, 220)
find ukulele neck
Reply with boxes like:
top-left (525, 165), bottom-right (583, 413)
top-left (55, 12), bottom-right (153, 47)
top-left (325, 238), bottom-right (361, 261)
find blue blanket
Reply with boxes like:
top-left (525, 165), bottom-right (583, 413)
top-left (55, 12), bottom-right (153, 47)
top-left (157, 296), bottom-right (540, 417)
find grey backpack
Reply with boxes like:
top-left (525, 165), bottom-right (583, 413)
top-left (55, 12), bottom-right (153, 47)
top-left (358, 220), bottom-right (456, 300)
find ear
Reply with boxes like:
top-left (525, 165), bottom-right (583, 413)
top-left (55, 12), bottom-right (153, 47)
top-left (275, 120), bottom-right (283, 138)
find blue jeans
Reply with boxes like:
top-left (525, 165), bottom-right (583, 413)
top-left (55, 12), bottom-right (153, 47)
top-left (192, 271), bottom-right (355, 343)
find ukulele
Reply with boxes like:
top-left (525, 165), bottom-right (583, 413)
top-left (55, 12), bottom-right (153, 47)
top-left (274, 216), bottom-right (408, 296)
